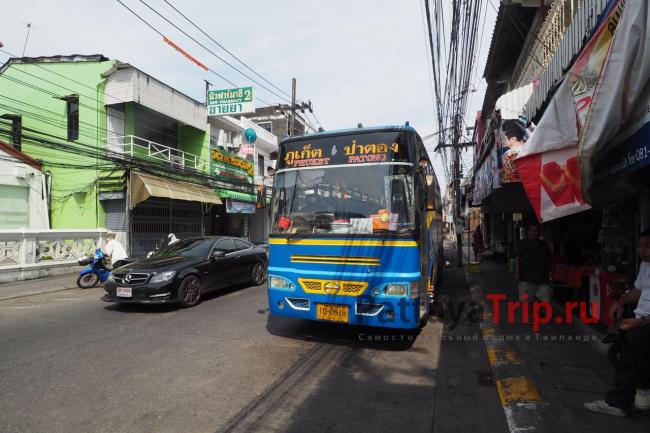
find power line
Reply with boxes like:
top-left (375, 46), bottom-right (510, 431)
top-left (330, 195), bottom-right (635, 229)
top-left (159, 0), bottom-right (297, 103)
top-left (120, 0), bottom-right (293, 106)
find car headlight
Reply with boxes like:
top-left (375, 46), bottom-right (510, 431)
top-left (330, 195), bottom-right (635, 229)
top-left (385, 283), bottom-right (408, 297)
top-left (269, 276), bottom-right (295, 290)
top-left (150, 271), bottom-right (176, 283)
top-left (107, 272), bottom-right (115, 282)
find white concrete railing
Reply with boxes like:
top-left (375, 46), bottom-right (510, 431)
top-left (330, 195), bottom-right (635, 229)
top-left (0, 229), bottom-right (108, 281)
top-left (105, 135), bottom-right (208, 172)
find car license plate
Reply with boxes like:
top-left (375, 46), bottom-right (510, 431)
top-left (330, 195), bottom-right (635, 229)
top-left (316, 304), bottom-right (348, 323)
top-left (116, 287), bottom-right (132, 298)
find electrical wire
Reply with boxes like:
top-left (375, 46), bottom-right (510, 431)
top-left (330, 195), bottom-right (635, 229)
top-left (159, 0), bottom-right (297, 103)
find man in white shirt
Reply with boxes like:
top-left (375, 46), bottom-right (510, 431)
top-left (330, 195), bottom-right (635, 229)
top-left (585, 229), bottom-right (650, 416)
top-left (104, 233), bottom-right (128, 269)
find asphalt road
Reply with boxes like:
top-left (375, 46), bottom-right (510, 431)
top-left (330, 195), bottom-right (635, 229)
top-left (0, 278), bottom-right (460, 433)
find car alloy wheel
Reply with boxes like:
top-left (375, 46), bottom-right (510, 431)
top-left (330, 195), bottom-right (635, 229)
top-left (178, 276), bottom-right (201, 307)
top-left (252, 262), bottom-right (265, 286)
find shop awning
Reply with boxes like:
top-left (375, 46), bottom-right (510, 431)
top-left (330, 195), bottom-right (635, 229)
top-left (216, 189), bottom-right (257, 203)
top-left (130, 171), bottom-right (222, 208)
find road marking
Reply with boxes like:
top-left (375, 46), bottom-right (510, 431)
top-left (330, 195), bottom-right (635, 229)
top-left (464, 263), bottom-right (547, 432)
top-left (495, 377), bottom-right (542, 406)
top-left (486, 346), bottom-right (522, 367)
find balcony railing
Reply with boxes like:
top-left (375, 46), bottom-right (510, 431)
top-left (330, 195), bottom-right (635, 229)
top-left (105, 135), bottom-right (208, 172)
top-left (523, 0), bottom-right (610, 121)
top-left (513, 0), bottom-right (577, 88)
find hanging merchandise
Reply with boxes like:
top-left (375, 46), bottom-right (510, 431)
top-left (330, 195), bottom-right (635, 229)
top-left (256, 183), bottom-right (266, 209)
top-left (579, 0), bottom-right (650, 202)
top-left (515, 0), bottom-right (626, 222)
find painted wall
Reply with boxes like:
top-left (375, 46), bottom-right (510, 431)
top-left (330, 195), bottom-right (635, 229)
top-left (0, 151), bottom-right (49, 229)
top-left (0, 59), bottom-right (116, 229)
top-left (179, 123), bottom-right (210, 173)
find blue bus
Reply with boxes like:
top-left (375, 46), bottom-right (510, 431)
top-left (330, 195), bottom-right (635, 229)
top-left (267, 125), bottom-right (443, 329)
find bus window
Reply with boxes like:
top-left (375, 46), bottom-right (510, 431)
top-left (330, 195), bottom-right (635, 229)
top-left (271, 164), bottom-right (415, 235)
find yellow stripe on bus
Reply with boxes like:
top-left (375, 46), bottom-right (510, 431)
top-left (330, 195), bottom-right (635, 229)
top-left (269, 239), bottom-right (418, 247)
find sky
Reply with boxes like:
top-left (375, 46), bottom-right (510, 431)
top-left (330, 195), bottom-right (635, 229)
top-left (1, 0), bottom-right (496, 186)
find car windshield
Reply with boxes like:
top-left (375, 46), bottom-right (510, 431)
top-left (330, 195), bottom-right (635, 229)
top-left (271, 164), bottom-right (415, 235)
top-left (155, 239), bottom-right (215, 258)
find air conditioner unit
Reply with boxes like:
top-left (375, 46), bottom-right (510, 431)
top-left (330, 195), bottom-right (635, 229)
top-left (170, 154), bottom-right (185, 169)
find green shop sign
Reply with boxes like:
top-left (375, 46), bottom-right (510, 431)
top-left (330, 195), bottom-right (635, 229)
top-left (208, 86), bottom-right (255, 116)
top-left (210, 146), bottom-right (254, 183)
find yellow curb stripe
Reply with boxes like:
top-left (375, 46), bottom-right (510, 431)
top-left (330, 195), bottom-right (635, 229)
top-left (481, 327), bottom-right (496, 336)
top-left (486, 347), bottom-right (522, 367)
top-left (495, 377), bottom-right (542, 406)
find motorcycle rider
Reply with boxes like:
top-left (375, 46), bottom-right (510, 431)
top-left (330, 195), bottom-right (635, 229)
top-left (103, 232), bottom-right (128, 269)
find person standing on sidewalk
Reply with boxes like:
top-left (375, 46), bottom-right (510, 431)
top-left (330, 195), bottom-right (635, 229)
top-left (515, 222), bottom-right (552, 310)
top-left (585, 229), bottom-right (650, 416)
top-left (472, 225), bottom-right (483, 260)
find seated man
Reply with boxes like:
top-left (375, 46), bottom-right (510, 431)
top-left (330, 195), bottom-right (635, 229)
top-left (585, 229), bottom-right (650, 416)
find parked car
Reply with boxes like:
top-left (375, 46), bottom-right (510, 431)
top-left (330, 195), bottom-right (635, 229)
top-left (102, 237), bottom-right (267, 307)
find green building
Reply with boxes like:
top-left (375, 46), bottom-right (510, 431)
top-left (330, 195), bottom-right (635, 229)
top-left (0, 55), bottom-right (271, 257)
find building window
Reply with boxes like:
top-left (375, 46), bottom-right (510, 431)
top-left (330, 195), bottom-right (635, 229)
top-left (258, 121), bottom-right (272, 133)
top-left (66, 96), bottom-right (79, 141)
top-left (258, 154), bottom-right (264, 178)
top-left (1, 114), bottom-right (21, 151)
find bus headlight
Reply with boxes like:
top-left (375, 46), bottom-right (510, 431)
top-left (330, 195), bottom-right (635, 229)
top-left (269, 276), bottom-right (295, 291)
top-left (385, 284), bottom-right (408, 296)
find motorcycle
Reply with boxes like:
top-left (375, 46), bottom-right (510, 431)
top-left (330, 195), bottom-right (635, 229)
top-left (76, 248), bottom-right (111, 288)
top-left (146, 234), bottom-right (179, 258)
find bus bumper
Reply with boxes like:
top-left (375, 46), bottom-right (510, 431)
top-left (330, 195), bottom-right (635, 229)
top-left (268, 288), bottom-right (422, 330)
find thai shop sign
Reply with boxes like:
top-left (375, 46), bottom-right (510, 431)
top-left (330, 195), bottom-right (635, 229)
top-left (210, 146), bottom-right (254, 182)
top-left (208, 87), bottom-right (254, 116)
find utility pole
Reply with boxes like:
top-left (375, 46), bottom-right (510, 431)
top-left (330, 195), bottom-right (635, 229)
top-left (289, 78), bottom-right (296, 136)
top-left (204, 79), bottom-right (212, 105)
top-left (273, 80), bottom-right (312, 137)
top-left (453, 113), bottom-right (463, 267)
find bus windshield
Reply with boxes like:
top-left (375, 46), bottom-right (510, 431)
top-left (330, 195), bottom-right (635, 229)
top-left (271, 164), bottom-right (415, 235)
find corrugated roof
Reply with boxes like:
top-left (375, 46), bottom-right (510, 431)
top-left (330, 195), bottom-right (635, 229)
top-left (6, 54), bottom-right (109, 65)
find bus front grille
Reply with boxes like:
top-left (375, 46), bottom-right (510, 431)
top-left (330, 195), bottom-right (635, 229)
top-left (286, 297), bottom-right (310, 311)
top-left (355, 303), bottom-right (384, 316)
top-left (298, 279), bottom-right (368, 296)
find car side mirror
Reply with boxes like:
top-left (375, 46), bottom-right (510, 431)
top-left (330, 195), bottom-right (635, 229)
top-left (211, 250), bottom-right (225, 260)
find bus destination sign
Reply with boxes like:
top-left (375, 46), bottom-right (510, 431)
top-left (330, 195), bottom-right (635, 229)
top-left (282, 141), bottom-right (400, 168)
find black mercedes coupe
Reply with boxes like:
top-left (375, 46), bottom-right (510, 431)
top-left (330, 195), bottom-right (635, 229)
top-left (102, 237), bottom-right (267, 307)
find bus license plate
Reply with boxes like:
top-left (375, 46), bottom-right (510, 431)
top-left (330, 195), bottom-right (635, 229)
top-left (116, 287), bottom-right (132, 297)
top-left (316, 304), bottom-right (348, 323)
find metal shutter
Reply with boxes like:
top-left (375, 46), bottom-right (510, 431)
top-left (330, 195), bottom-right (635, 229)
top-left (103, 198), bottom-right (127, 231)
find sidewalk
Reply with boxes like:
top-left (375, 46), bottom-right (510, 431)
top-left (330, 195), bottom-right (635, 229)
top-left (0, 272), bottom-right (81, 301)
top-left (466, 254), bottom-right (650, 433)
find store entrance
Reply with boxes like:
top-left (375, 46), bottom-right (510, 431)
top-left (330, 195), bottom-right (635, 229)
top-left (130, 197), bottom-right (203, 258)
